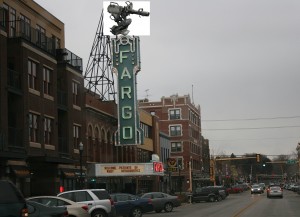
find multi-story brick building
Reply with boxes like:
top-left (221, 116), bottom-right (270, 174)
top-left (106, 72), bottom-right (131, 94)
top-left (139, 94), bottom-right (203, 192)
top-left (0, 0), bottom-right (85, 196)
top-left (0, 0), bottom-right (171, 196)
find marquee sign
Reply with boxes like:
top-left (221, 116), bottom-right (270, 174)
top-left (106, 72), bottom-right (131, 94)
top-left (89, 163), bottom-right (164, 177)
top-left (112, 36), bottom-right (144, 145)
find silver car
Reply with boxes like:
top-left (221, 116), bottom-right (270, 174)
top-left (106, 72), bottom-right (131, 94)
top-left (267, 186), bottom-right (283, 198)
top-left (27, 196), bottom-right (90, 217)
top-left (251, 184), bottom-right (264, 194)
top-left (58, 189), bottom-right (116, 217)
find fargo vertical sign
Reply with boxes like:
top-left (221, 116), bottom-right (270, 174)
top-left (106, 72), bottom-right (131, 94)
top-left (112, 36), bottom-right (144, 145)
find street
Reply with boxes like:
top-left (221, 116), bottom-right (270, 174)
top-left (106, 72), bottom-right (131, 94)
top-left (145, 190), bottom-right (300, 217)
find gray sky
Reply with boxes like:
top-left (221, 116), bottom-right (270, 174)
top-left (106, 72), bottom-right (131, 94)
top-left (35, 0), bottom-right (300, 157)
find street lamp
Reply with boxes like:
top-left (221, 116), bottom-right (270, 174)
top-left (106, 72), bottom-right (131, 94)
top-left (178, 164), bottom-right (182, 195)
top-left (296, 143), bottom-right (300, 182)
top-left (79, 142), bottom-right (84, 189)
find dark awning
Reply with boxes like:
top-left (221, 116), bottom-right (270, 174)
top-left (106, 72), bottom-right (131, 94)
top-left (11, 165), bottom-right (30, 178)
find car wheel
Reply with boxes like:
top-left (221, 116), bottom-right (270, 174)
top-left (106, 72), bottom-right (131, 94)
top-left (217, 195), bottom-right (222, 202)
top-left (164, 203), bottom-right (173, 212)
top-left (130, 207), bottom-right (142, 217)
top-left (155, 209), bottom-right (162, 213)
top-left (92, 210), bottom-right (107, 217)
top-left (208, 196), bottom-right (215, 202)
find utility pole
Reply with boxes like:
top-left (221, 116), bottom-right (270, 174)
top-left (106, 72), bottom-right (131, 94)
top-left (189, 158), bottom-right (192, 192)
top-left (297, 143), bottom-right (300, 182)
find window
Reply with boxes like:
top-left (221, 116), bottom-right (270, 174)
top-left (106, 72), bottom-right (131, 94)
top-left (73, 125), bottom-right (81, 149)
top-left (9, 7), bottom-right (16, 37)
top-left (44, 117), bottom-right (53, 145)
top-left (72, 82), bottom-right (79, 105)
top-left (177, 158), bottom-right (183, 168)
top-left (43, 67), bottom-right (52, 95)
top-left (153, 193), bottom-right (164, 199)
top-left (36, 24), bottom-right (46, 48)
top-left (29, 113), bottom-right (39, 143)
top-left (28, 59), bottom-right (37, 90)
top-left (171, 142), bottom-right (182, 152)
top-left (20, 14), bottom-right (30, 40)
top-left (1, 4), bottom-right (9, 30)
top-left (189, 109), bottom-right (199, 126)
top-left (170, 125), bottom-right (181, 136)
top-left (92, 190), bottom-right (110, 200)
top-left (169, 109), bottom-right (180, 120)
top-left (74, 191), bottom-right (92, 202)
top-left (140, 122), bottom-right (152, 138)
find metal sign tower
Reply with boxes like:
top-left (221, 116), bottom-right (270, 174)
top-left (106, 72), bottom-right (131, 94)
top-left (84, 10), bottom-right (116, 101)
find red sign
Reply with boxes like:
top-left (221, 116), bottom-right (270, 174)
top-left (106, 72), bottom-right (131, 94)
top-left (153, 162), bottom-right (164, 173)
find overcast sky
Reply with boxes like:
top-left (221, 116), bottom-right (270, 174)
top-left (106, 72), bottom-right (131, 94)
top-left (34, 0), bottom-right (300, 158)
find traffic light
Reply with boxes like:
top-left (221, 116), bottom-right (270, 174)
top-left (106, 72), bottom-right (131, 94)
top-left (256, 154), bottom-right (260, 163)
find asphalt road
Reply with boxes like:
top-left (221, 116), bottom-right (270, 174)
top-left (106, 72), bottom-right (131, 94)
top-left (145, 189), bottom-right (300, 217)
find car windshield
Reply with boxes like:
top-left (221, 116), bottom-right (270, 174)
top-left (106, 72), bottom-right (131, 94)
top-left (252, 185), bottom-right (260, 188)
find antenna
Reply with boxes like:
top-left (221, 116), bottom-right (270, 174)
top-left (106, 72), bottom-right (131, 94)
top-left (192, 84), bottom-right (194, 104)
top-left (145, 89), bottom-right (150, 99)
top-left (84, 9), bottom-right (116, 101)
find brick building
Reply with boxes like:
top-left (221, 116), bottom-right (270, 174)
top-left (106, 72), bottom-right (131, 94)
top-left (0, 0), bottom-right (85, 196)
top-left (0, 0), bottom-right (170, 196)
top-left (139, 94), bottom-right (203, 192)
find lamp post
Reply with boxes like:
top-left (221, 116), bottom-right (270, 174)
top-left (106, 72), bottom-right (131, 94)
top-left (189, 157), bottom-right (192, 192)
top-left (79, 142), bottom-right (83, 189)
top-left (178, 164), bottom-right (182, 195)
top-left (296, 143), bottom-right (300, 182)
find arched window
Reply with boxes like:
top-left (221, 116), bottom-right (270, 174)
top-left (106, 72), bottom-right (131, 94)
top-left (88, 125), bottom-right (93, 162)
top-left (95, 127), bottom-right (100, 162)
top-left (107, 131), bottom-right (111, 162)
top-left (101, 129), bottom-right (106, 162)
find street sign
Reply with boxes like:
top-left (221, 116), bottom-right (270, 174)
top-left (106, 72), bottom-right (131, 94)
top-left (286, 159), bottom-right (296, 164)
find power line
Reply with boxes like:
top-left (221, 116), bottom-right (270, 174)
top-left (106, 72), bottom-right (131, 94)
top-left (202, 115), bottom-right (300, 122)
top-left (203, 125), bottom-right (300, 131)
top-left (209, 136), bottom-right (300, 142)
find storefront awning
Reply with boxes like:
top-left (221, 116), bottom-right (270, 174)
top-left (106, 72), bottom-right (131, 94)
top-left (10, 165), bottom-right (30, 178)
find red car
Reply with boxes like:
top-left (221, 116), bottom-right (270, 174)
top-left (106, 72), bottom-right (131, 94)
top-left (227, 185), bottom-right (244, 193)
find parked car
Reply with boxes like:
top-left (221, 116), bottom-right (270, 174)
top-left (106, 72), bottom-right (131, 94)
top-left (206, 186), bottom-right (227, 199)
top-left (58, 189), bottom-right (116, 217)
top-left (190, 187), bottom-right (223, 203)
top-left (291, 184), bottom-right (299, 192)
top-left (0, 180), bottom-right (28, 217)
top-left (27, 196), bottom-right (89, 217)
top-left (26, 200), bottom-right (69, 217)
top-left (251, 184), bottom-right (264, 194)
top-left (259, 183), bottom-right (266, 190)
top-left (267, 186), bottom-right (283, 198)
top-left (227, 185), bottom-right (244, 194)
top-left (110, 193), bottom-right (153, 217)
top-left (140, 192), bottom-right (180, 213)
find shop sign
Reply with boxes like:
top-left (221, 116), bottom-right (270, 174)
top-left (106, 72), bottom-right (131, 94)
top-left (112, 36), bottom-right (144, 146)
top-left (101, 165), bottom-right (145, 175)
top-left (167, 158), bottom-right (177, 172)
top-left (92, 162), bottom-right (164, 177)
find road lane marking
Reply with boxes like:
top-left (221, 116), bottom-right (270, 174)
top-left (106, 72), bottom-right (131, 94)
top-left (232, 197), bottom-right (262, 217)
